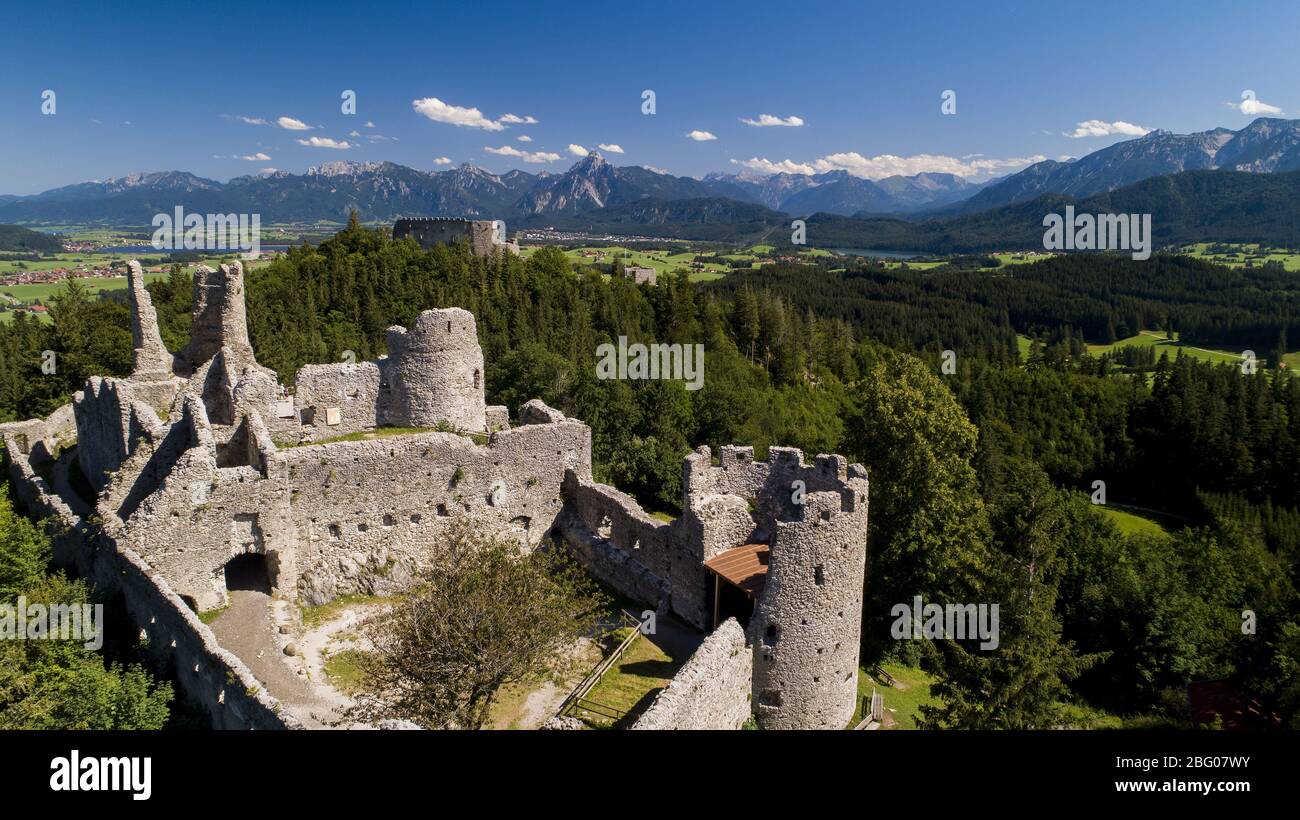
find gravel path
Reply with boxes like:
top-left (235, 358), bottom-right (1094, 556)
top-left (207, 564), bottom-right (342, 728)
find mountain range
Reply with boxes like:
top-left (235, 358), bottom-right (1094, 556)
top-left (2, 117), bottom-right (1299, 240)
top-left (943, 117), bottom-right (1300, 215)
top-left (0, 153), bottom-right (999, 226)
top-left (781, 169), bottom-right (1300, 253)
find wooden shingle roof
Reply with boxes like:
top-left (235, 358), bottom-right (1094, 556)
top-left (704, 544), bottom-right (770, 598)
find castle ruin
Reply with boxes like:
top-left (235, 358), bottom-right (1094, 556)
top-left (1, 258), bottom-right (869, 731)
top-left (392, 217), bottom-right (520, 257)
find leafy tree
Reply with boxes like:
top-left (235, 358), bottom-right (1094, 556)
top-left (842, 345), bottom-right (991, 662)
top-left (349, 524), bottom-right (607, 729)
top-left (921, 462), bottom-right (1097, 728)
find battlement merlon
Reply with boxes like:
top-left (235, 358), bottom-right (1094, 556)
top-left (682, 444), bottom-right (869, 515)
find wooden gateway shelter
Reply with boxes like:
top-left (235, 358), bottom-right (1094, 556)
top-left (703, 543), bottom-right (769, 629)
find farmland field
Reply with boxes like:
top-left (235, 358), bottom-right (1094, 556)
top-left (1176, 242), bottom-right (1300, 271)
top-left (519, 243), bottom-right (830, 283)
top-left (1087, 330), bottom-right (1246, 366)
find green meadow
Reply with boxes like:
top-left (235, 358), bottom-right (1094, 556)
top-left (1098, 504), bottom-right (1175, 538)
top-left (1087, 330), bottom-right (1246, 366)
top-left (519, 243), bottom-right (831, 283)
top-left (1177, 242), bottom-right (1300, 272)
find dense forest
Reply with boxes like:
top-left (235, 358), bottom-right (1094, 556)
top-left (0, 224), bottom-right (63, 253)
top-left (2, 220), bottom-right (1297, 727)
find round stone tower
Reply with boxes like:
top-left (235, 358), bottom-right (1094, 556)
top-left (385, 308), bottom-right (486, 431)
top-left (750, 461), bottom-right (869, 729)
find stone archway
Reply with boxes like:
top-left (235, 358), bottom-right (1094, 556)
top-left (224, 552), bottom-right (273, 594)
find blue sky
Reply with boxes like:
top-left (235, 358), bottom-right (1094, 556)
top-left (1, 0), bottom-right (1297, 194)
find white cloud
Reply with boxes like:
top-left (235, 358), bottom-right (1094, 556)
top-left (364, 121), bottom-right (376, 128)
top-left (296, 137), bottom-right (351, 149)
top-left (1063, 119), bottom-right (1151, 138)
top-left (498, 113), bottom-right (538, 125)
top-left (686, 130), bottom-right (717, 141)
top-left (568, 144), bottom-right (588, 156)
top-left (732, 151), bottom-right (1046, 179)
top-left (1233, 92), bottom-right (1284, 116)
top-left (259, 167), bottom-right (278, 174)
top-left (225, 114), bottom-right (270, 126)
top-left (598, 143), bottom-right (624, 153)
top-left (412, 97), bottom-right (505, 131)
top-left (349, 130), bottom-right (361, 137)
top-left (484, 145), bottom-right (561, 163)
top-left (240, 152), bottom-right (272, 161)
top-left (433, 157), bottom-right (452, 165)
top-left (277, 116), bottom-right (313, 131)
top-left (517, 135), bottom-right (533, 142)
top-left (731, 157), bottom-right (818, 175)
top-left (739, 114), bottom-right (804, 127)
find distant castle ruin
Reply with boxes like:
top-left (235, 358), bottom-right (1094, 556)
top-left (393, 217), bottom-right (520, 257)
top-left (1, 258), bottom-right (868, 731)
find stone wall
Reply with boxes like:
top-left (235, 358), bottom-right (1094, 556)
top-left (95, 396), bottom-right (591, 611)
top-left (631, 618), bottom-right (752, 730)
top-left (557, 471), bottom-right (709, 628)
top-left (182, 263), bottom-right (256, 373)
top-left (286, 416), bottom-right (590, 605)
top-left (73, 377), bottom-right (169, 494)
top-left (2, 431), bottom-right (299, 730)
top-left (393, 218), bottom-right (499, 257)
top-left (292, 361), bottom-right (383, 439)
top-left (126, 260), bottom-right (176, 381)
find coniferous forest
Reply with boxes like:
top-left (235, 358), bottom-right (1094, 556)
top-left (2, 219), bottom-right (1298, 729)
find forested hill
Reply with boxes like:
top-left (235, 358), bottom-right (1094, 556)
top-left (712, 253), bottom-right (1300, 356)
top-left (785, 169), bottom-right (1300, 252)
top-left (0, 224), bottom-right (61, 252)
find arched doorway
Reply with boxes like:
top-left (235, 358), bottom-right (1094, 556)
top-left (224, 552), bottom-right (273, 594)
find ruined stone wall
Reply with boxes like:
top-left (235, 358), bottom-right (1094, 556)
top-left (393, 218), bottom-right (498, 257)
top-left (631, 618), bottom-right (752, 730)
top-left (126, 260), bottom-right (176, 381)
top-left (2, 432), bottom-right (299, 730)
top-left (0, 403), bottom-right (77, 465)
top-left (383, 309), bottom-right (486, 432)
top-left (284, 415), bottom-right (590, 605)
top-left (182, 263), bottom-right (256, 372)
top-left (557, 471), bottom-right (710, 629)
top-left (96, 397), bottom-right (291, 612)
top-left (750, 463), bottom-right (869, 730)
top-left (292, 361), bottom-right (383, 439)
top-left (74, 377), bottom-right (171, 494)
